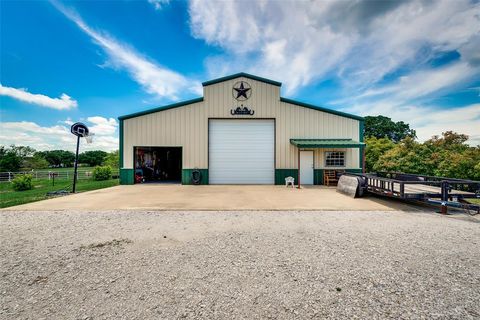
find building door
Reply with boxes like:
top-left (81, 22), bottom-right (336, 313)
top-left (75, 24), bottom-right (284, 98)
top-left (300, 151), bottom-right (314, 185)
top-left (209, 119), bottom-right (275, 184)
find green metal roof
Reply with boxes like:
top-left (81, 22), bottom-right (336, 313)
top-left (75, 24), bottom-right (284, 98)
top-left (202, 72), bottom-right (282, 87)
top-left (290, 139), bottom-right (366, 148)
top-left (118, 97), bottom-right (203, 120)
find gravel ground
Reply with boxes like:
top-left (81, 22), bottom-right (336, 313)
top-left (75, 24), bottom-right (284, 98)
top-left (1, 210), bottom-right (479, 320)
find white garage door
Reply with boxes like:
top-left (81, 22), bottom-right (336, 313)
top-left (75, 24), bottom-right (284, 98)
top-left (209, 119), bottom-right (275, 184)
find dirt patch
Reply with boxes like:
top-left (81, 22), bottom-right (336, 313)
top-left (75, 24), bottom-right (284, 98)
top-left (79, 238), bottom-right (133, 250)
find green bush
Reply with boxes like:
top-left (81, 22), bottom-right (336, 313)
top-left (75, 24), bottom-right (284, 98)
top-left (92, 166), bottom-right (112, 181)
top-left (12, 174), bottom-right (33, 191)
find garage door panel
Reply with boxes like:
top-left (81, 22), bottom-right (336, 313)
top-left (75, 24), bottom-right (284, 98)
top-left (209, 120), bottom-right (274, 184)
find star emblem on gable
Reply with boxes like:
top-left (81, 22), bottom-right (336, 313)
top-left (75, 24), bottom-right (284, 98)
top-left (232, 81), bottom-right (252, 101)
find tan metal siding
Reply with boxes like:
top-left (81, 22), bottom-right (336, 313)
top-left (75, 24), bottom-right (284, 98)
top-left (123, 77), bottom-right (361, 170)
top-left (123, 101), bottom-right (207, 169)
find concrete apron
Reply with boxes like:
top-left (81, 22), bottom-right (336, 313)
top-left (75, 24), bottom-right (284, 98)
top-left (4, 184), bottom-right (413, 211)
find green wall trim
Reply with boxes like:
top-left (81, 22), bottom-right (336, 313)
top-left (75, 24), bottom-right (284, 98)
top-left (276, 169), bottom-right (360, 186)
top-left (182, 169), bottom-right (209, 185)
top-left (118, 97), bottom-right (204, 120)
top-left (346, 169), bottom-right (363, 174)
top-left (120, 168), bottom-right (134, 185)
top-left (314, 169), bottom-right (324, 185)
top-left (275, 169), bottom-right (298, 185)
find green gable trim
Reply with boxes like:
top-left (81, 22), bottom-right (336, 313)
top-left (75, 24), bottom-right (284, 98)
top-left (120, 168), bottom-right (134, 185)
top-left (280, 97), bottom-right (364, 121)
top-left (202, 72), bottom-right (282, 87)
top-left (290, 138), bottom-right (365, 148)
top-left (182, 169), bottom-right (209, 185)
top-left (118, 97), bottom-right (204, 120)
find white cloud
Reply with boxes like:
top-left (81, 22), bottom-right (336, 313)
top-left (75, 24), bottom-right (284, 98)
top-left (148, 0), bottom-right (170, 10)
top-left (86, 116), bottom-right (117, 136)
top-left (412, 104), bottom-right (480, 146)
top-left (52, 1), bottom-right (201, 100)
top-left (187, 0), bottom-right (479, 146)
top-left (0, 117), bottom-right (118, 151)
top-left (188, 0), bottom-right (480, 93)
top-left (327, 60), bottom-right (480, 146)
top-left (0, 84), bottom-right (77, 110)
top-left (345, 101), bottom-right (480, 146)
top-left (335, 61), bottom-right (478, 104)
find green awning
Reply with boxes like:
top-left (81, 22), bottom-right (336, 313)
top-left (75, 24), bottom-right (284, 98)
top-left (290, 139), bottom-right (365, 148)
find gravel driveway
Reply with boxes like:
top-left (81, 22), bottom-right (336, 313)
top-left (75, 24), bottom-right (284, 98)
top-left (1, 210), bottom-right (479, 319)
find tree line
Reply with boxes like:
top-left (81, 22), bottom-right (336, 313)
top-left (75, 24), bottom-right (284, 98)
top-left (365, 116), bottom-right (480, 180)
top-left (0, 146), bottom-right (119, 172)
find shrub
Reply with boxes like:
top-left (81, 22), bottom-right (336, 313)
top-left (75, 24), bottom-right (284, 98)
top-left (92, 166), bottom-right (112, 181)
top-left (12, 174), bottom-right (33, 191)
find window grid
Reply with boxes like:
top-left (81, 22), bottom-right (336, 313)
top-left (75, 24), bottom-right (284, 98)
top-left (325, 151), bottom-right (345, 167)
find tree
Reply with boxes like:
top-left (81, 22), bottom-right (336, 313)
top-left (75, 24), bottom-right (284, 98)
top-left (374, 137), bottom-right (431, 174)
top-left (22, 154), bottom-right (50, 170)
top-left (103, 150), bottom-right (119, 168)
top-left (0, 146), bottom-right (22, 172)
top-left (365, 115), bottom-right (416, 142)
top-left (8, 145), bottom-right (36, 158)
top-left (38, 150), bottom-right (75, 167)
top-left (78, 150), bottom-right (107, 167)
top-left (374, 132), bottom-right (480, 180)
top-left (364, 137), bottom-right (395, 172)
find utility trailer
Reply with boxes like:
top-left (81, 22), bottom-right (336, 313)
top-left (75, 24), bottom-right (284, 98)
top-left (341, 172), bottom-right (480, 215)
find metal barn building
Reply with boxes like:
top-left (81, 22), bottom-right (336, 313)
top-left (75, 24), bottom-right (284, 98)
top-left (118, 73), bottom-right (365, 185)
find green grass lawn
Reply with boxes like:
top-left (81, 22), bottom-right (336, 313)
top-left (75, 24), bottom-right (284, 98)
top-left (0, 178), bottom-right (119, 208)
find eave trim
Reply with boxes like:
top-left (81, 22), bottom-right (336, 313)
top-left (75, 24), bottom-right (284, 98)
top-left (280, 97), bottom-right (364, 121)
top-left (202, 72), bottom-right (282, 87)
top-left (118, 97), bottom-right (204, 120)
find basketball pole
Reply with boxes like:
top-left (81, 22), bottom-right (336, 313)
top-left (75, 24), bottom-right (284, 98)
top-left (72, 135), bottom-right (80, 193)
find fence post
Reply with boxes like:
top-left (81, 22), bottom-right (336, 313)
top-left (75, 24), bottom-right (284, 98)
top-left (8, 172), bottom-right (11, 182)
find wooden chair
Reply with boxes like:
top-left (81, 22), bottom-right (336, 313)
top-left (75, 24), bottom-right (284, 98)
top-left (324, 170), bottom-right (344, 186)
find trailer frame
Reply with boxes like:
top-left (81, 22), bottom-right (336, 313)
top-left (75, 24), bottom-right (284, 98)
top-left (341, 172), bottom-right (480, 214)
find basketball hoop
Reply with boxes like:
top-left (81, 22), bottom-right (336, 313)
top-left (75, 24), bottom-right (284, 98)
top-left (71, 122), bottom-right (89, 137)
top-left (85, 132), bottom-right (94, 144)
top-left (70, 122), bottom-right (91, 193)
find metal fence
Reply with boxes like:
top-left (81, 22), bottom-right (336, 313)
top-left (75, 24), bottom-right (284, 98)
top-left (0, 169), bottom-right (119, 183)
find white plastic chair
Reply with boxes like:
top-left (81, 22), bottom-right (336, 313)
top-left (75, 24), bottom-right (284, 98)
top-left (285, 176), bottom-right (295, 188)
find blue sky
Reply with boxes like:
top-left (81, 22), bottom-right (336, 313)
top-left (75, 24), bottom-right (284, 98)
top-left (1, 0), bottom-right (479, 151)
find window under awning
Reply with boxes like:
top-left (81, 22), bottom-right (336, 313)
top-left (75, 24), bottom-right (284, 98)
top-left (290, 139), bottom-right (365, 148)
